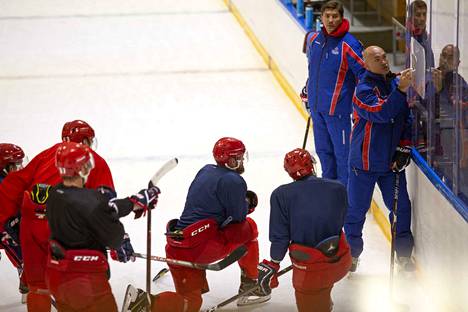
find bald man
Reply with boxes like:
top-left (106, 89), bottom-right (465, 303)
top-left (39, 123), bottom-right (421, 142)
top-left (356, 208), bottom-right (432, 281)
top-left (345, 46), bottom-right (415, 272)
top-left (433, 44), bottom-right (468, 190)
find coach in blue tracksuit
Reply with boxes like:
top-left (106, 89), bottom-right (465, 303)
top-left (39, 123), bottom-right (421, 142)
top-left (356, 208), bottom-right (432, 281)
top-left (302, 0), bottom-right (365, 188)
top-left (345, 46), bottom-right (415, 272)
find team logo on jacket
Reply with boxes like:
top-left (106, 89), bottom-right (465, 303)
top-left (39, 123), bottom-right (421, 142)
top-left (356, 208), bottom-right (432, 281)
top-left (332, 47), bottom-right (339, 55)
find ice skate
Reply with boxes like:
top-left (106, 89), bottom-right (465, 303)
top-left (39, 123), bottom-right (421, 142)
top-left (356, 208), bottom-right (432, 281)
top-left (18, 269), bottom-right (28, 304)
top-left (236, 271), bottom-right (271, 307)
top-left (121, 284), bottom-right (150, 312)
top-left (349, 257), bottom-right (359, 273)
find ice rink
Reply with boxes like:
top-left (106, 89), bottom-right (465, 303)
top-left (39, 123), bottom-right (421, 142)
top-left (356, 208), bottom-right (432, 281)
top-left (1, 1), bottom-right (433, 311)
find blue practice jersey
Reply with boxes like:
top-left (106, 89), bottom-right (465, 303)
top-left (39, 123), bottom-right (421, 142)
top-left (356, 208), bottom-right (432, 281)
top-left (176, 164), bottom-right (248, 229)
top-left (269, 175), bottom-right (347, 261)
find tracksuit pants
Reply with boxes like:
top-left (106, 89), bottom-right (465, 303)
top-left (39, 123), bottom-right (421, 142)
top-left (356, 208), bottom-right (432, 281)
top-left (345, 168), bottom-right (414, 258)
top-left (311, 110), bottom-right (351, 187)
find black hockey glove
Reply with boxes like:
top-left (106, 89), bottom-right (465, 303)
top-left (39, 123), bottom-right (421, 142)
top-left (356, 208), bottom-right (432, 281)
top-left (300, 85), bottom-right (310, 114)
top-left (246, 190), bottom-right (258, 214)
top-left (392, 146), bottom-right (411, 172)
top-left (1, 215), bottom-right (23, 267)
top-left (110, 233), bottom-right (135, 263)
top-left (257, 259), bottom-right (280, 296)
top-left (97, 186), bottom-right (117, 201)
top-left (30, 183), bottom-right (51, 205)
top-left (130, 186), bottom-right (161, 219)
top-left (4, 214), bottom-right (20, 243)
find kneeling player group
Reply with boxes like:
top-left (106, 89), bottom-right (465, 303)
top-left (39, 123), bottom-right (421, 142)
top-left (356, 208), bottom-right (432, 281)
top-left (0, 120), bottom-right (356, 312)
top-left (1, 0), bottom-right (422, 310)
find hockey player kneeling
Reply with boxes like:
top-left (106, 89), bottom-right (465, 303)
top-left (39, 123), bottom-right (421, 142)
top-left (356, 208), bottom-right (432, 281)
top-left (45, 142), bottom-right (185, 312)
top-left (257, 148), bottom-right (352, 312)
top-left (165, 137), bottom-right (268, 312)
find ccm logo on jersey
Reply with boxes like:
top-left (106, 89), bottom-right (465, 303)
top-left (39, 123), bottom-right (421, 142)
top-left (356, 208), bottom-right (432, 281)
top-left (191, 224), bottom-right (210, 237)
top-left (73, 255), bottom-right (100, 262)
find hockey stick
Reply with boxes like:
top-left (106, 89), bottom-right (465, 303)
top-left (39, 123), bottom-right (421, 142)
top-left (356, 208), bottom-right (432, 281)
top-left (302, 117), bottom-right (311, 149)
top-left (152, 268), bottom-right (169, 283)
top-left (203, 265), bottom-right (293, 312)
top-left (133, 245), bottom-right (247, 271)
top-left (389, 172), bottom-right (400, 303)
top-left (145, 158), bottom-right (178, 309)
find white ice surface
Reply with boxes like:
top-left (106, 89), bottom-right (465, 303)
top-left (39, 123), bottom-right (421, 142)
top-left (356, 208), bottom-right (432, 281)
top-left (0, 1), bottom-right (433, 311)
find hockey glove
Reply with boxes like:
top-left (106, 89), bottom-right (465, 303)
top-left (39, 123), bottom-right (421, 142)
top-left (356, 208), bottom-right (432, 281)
top-left (300, 85), bottom-right (310, 114)
top-left (257, 259), bottom-right (280, 296)
top-left (392, 146), bottom-right (411, 172)
top-left (0, 232), bottom-right (23, 268)
top-left (110, 233), bottom-right (135, 263)
top-left (246, 190), bottom-right (258, 214)
top-left (97, 186), bottom-right (117, 201)
top-left (130, 186), bottom-right (161, 219)
top-left (4, 215), bottom-right (20, 243)
top-left (30, 184), bottom-right (50, 205)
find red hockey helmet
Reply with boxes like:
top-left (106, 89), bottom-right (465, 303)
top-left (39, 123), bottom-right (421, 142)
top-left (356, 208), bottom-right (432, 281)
top-left (0, 143), bottom-right (25, 174)
top-left (55, 142), bottom-right (94, 180)
top-left (284, 148), bottom-right (316, 180)
top-left (213, 137), bottom-right (246, 169)
top-left (62, 120), bottom-right (95, 144)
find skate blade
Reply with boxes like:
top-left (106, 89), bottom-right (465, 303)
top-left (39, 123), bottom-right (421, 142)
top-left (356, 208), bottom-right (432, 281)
top-left (121, 285), bottom-right (138, 312)
top-left (236, 294), bottom-right (271, 306)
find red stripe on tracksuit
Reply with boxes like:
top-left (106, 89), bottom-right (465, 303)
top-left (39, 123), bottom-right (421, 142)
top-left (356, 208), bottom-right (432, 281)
top-left (346, 44), bottom-right (365, 67)
top-left (329, 42), bottom-right (364, 115)
top-left (352, 93), bottom-right (386, 112)
top-left (362, 122), bottom-right (373, 171)
top-left (309, 32), bottom-right (319, 45)
top-left (329, 43), bottom-right (348, 115)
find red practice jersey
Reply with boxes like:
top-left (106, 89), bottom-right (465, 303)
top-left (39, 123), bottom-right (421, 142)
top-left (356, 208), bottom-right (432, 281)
top-left (0, 143), bottom-right (114, 227)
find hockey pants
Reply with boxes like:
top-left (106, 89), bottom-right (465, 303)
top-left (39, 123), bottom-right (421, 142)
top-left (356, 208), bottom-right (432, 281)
top-left (45, 248), bottom-right (117, 312)
top-left (20, 217), bottom-right (51, 312)
top-left (345, 169), bottom-right (414, 258)
top-left (311, 110), bottom-right (350, 188)
top-left (289, 234), bottom-right (351, 312)
top-left (166, 218), bottom-right (259, 312)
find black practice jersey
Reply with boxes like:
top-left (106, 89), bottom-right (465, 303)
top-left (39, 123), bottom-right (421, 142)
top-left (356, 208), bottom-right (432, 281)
top-left (46, 183), bottom-right (133, 253)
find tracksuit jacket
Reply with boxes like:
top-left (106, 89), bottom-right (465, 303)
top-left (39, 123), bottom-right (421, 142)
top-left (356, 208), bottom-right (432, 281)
top-left (305, 19), bottom-right (365, 116)
top-left (345, 70), bottom-right (414, 259)
top-left (349, 71), bottom-right (412, 172)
